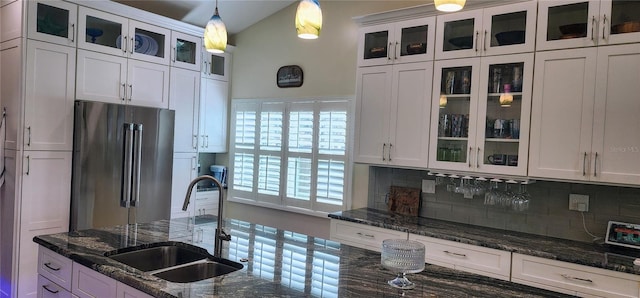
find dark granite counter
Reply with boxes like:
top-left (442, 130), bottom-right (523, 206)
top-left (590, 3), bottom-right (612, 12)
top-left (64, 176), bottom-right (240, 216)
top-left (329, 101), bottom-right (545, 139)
top-left (34, 217), bottom-right (574, 298)
top-left (328, 208), bottom-right (640, 275)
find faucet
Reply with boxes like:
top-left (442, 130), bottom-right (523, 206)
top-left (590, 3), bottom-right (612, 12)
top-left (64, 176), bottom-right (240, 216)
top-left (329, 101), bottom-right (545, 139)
top-left (182, 175), bottom-right (231, 258)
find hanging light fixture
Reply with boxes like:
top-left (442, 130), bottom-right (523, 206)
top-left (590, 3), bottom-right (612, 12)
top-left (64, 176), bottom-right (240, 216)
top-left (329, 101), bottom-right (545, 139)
top-left (434, 0), bottom-right (466, 12)
top-left (295, 0), bottom-right (322, 39)
top-left (204, 0), bottom-right (227, 53)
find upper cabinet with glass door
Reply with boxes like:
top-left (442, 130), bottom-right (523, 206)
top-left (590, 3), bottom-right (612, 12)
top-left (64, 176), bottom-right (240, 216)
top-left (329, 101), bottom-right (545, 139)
top-left (78, 7), bottom-right (171, 65)
top-left (202, 51), bottom-right (230, 81)
top-left (27, 0), bottom-right (78, 47)
top-left (537, 0), bottom-right (640, 51)
top-left (170, 31), bottom-right (201, 72)
top-left (357, 17), bottom-right (436, 67)
top-left (435, 1), bottom-right (537, 60)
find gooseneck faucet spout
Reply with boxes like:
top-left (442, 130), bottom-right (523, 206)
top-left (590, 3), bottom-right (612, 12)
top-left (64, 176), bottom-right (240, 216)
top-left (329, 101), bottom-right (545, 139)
top-left (182, 175), bottom-right (230, 258)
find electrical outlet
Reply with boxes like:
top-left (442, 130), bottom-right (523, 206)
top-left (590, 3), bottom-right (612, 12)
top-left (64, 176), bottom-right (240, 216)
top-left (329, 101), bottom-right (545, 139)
top-left (422, 180), bottom-right (436, 194)
top-left (569, 194), bottom-right (589, 212)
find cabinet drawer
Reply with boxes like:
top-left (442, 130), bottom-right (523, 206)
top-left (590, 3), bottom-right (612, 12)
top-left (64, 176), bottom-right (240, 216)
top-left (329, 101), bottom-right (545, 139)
top-left (72, 262), bottom-right (117, 298)
top-left (329, 219), bottom-right (406, 252)
top-left (38, 247), bottom-right (73, 291)
top-left (511, 253), bottom-right (640, 298)
top-left (409, 234), bottom-right (511, 280)
top-left (38, 275), bottom-right (73, 298)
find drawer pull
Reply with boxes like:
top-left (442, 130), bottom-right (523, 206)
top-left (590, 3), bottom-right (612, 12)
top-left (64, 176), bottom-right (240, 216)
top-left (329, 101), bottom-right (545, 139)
top-left (44, 262), bottom-right (61, 271)
top-left (560, 274), bottom-right (593, 283)
top-left (444, 251), bottom-right (467, 258)
top-left (42, 284), bottom-right (59, 294)
top-left (356, 232), bottom-right (374, 239)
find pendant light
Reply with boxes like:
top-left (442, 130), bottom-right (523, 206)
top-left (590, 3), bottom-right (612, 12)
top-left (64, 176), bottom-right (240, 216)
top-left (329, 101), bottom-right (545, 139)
top-left (204, 0), bottom-right (227, 53)
top-left (434, 0), bottom-right (466, 12)
top-left (295, 0), bottom-right (322, 39)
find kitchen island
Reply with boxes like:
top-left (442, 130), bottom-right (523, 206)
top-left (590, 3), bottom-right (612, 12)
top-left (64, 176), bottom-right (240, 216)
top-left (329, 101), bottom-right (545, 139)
top-left (34, 217), bottom-right (573, 298)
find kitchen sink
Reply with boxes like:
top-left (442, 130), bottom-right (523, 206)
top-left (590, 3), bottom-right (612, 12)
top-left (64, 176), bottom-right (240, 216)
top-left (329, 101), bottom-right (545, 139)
top-left (153, 259), bottom-right (243, 283)
top-left (106, 242), bottom-right (210, 272)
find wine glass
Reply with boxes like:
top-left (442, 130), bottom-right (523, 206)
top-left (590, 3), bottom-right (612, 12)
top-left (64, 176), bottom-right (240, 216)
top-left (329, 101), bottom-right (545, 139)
top-left (381, 239), bottom-right (425, 289)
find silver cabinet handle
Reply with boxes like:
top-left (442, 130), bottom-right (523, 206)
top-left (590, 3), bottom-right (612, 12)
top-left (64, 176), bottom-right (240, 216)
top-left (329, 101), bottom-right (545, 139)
top-left (387, 42), bottom-right (393, 60)
top-left (192, 156), bottom-right (197, 170)
top-left (388, 143), bottom-right (392, 161)
top-left (70, 23), bottom-right (75, 43)
top-left (394, 41), bottom-right (399, 60)
top-left (475, 31), bottom-right (479, 52)
top-left (561, 274), bottom-right (593, 283)
top-left (201, 135), bottom-right (206, 148)
top-left (193, 135), bottom-right (198, 149)
top-left (205, 135), bottom-right (209, 148)
top-left (42, 284), bottom-right (59, 294)
top-left (444, 250), bottom-right (467, 258)
top-left (582, 152), bottom-right (587, 176)
top-left (131, 124), bottom-right (143, 207)
top-left (121, 123), bottom-right (134, 208)
top-left (476, 147), bottom-right (481, 168)
top-left (128, 84), bottom-right (133, 101)
top-left (382, 143), bottom-right (386, 161)
top-left (591, 16), bottom-right (596, 41)
top-left (44, 262), bottom-right (61, 271)
top-left (483, 30), bottom-right (487, 51)
top-left (121, 83), bottom-right (126, 101)
top-left (25, 155), bottom-right (30, 175)
top-left (602, 14), bottom-right (607, 40)
top-left (130, 37), bottom-right (134, 54)
top-left (593, 152), bottom-right (598, 177)
top-left (122, 36), bottom-right (128, 54)
top-left (356, 232), bottom-right (374, 239)
top-left (27, 126), bottom-right (31, 147)
top-left (469, 147), bottom-right (473, 167)
top-left (172, 46), bottom-right (176, 62)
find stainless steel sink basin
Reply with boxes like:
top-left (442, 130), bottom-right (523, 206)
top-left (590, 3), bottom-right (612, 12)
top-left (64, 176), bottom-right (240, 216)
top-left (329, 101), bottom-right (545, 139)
top-left (106, 242), bottom-right (210, 272)
top-left (153, 259), bottom-right (243, 283)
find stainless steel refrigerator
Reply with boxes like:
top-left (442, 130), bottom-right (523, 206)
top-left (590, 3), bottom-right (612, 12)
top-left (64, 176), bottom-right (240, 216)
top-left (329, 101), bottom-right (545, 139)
top-left (71, 100), bottom-right (174, 231)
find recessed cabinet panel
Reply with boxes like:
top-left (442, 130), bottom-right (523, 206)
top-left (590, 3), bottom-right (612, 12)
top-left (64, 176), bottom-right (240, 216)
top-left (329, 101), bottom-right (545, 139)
top-left (76, 50), bottom-right (127, 104)
top-left (27, 0), bottom-right (78, 47)
top-left (170, 68), bottom-right (200, 153)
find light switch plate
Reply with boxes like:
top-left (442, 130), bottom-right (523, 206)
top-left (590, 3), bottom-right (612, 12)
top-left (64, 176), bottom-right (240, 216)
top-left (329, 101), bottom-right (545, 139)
top-left (422, 180), bottom-right (436, 194)
top-left (569, 194), bottom-right (589, 212)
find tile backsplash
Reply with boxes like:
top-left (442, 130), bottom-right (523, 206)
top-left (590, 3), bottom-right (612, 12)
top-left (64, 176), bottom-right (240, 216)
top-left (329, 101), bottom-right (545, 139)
top-left (368, 166), bottom-right (640, 243)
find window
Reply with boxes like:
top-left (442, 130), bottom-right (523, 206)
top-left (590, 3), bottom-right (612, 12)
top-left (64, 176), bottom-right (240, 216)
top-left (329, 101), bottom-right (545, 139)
top-left (229, 98), bottom-right (351, 214)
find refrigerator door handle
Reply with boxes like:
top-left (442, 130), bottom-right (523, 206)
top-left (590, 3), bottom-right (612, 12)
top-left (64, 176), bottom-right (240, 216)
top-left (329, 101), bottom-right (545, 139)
top-left (121, 123), bottom-right (134, 208)
top-left (131, 124), bottom-right (143, 207)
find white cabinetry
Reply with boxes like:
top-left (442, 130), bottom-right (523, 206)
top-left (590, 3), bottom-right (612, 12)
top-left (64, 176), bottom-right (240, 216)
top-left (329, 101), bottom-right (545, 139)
top-left (76, 49), bottom-right (170, 109)
top-left (435, 1), bottom-right (537, 60)
top-left (171, 31), bottom-right (201, 71)
top-left (170, 67), bottom-right (200, 153)
top-left (357, 17), bottom-right (435, 67)
top-left (408, 234), bottom-right (511, 281)
top-left (195, 190), bottom-right (220, 216)
top-left (537, 0), bottom-right (640, 51)
top-left (72, 263), bottom-right (116, 298)
top-left (329, 219), bottom-right (407, 252)
top-left (202, 51), bottom-right (230, 81)
top-left (354, 62), bottom-right (433, 167)
top-left (27, 0), bottom-right (77, 47)
top-left (170, 152), bottom-right (198, 219)
top-left (529, 44), bottom-right (640, 185)
top-left (511, 253), bottom-right (640, 298)
top-left (25, 40), bottom-right (75, 151)
top-left (116, 282), bottom-right (153, 298)
top-left (199, 77), bottom-right (229, 153)
top-left (38, 247), bottom-right (73, 293)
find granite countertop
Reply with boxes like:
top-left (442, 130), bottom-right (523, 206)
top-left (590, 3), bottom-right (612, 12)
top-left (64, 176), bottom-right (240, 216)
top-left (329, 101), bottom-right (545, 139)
top-left (328, 208), bottom-right (640, 275)
top-left (34, 217), bottom-right (575, 298)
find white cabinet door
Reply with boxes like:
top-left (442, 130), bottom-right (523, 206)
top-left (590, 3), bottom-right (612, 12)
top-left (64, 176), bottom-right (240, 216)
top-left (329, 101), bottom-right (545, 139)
top-left (71, 263), bottom-right (117, 298)
top-left (388, 62), bottom-right (432, 168)
top-left (202, 51), bottom-right (230, 81)
top-left (20, 151), bottom-right (72, 298)
top-left (77, 7), bottom-right (128, 57)
top-left (195, 190), bottom-right (220, 216)
top-left (127, 59), bottom-right (170, 109)
top-left (38, 247), bottom-right (73, 292)
top-left (1, 1), bottom-right (23, 42)
top-left (25, 40), bottom-right (75, 151)
top-left (481, 1), bottom-right (537, 56)
top-left (127, 20), bottom-right (170, 65)
top-left (536, 0), bottom-right (600, 51)
top-left (199, 78), bottom-right (228, 153)
top-left (435, 8), bottom-right (484, 60)
top-left (171, 31), bottom-right (202, 72)
top-left (116, 282), bottom-right (152, 298)
top-left (329, 219), bottom-right (407, 252)
top-left (1, 38), bottom-right (23, 150)
top-left (353, 66), bottom-right (392, 165)
top-left (357, 23), bottom-right (395, 67)
top-left (170, 152), bottom-right (198, 219)
top-left (27, 0), bottom-right (78, 47)
top-left (529, 48), bottom-right (597, 181)
top-left (76, 49), bottom-right (127, 105)
top-left (37, 275), bottom-right (73, 298)
top-left (170, 68), bottom-right (200, 153)
top-left (591, 44), bottom-right (640, 185)
top-left (599, 0), bottom-right (640, 46)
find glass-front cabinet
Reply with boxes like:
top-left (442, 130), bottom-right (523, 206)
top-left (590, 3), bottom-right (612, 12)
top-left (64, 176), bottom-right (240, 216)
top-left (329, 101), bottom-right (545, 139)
top-left (202, 51), bottom-right (230, 81)
top-left (538, 0), bottom-right (640, 51)
top-left (429, 53), bottom-right (533, 176)
top-left (27, 0), bottom-right (78, 47)
top-left (171, 31), bottom-right (201, 72)
top-left (435, 1), bottom-right (537, 60)
top-left (78, 7), bottom-right (170, 65)
top-left (357, 17), bottom-right (435, 67)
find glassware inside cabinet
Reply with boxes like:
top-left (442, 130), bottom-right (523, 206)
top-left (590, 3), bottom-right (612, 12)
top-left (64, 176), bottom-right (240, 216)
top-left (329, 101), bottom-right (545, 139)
top-left (436, 66), bottom-right (472, 163)
top-left (363, 31), bottom-right (389, 60)
top-left (610, 1), bottom-right (640, 36)
top-left (36, 3), bottom-right (70, 39)
top-left (85, 15), bottom-right (122, 49)
top-left (545, 2), bottom-right (589, 41)
top-left (134, 27), bottom-right (166, 59)
top-left (400, 25), bottom-right (429, 57)
top-left (176, 38), bottom-right (197, 64)
top-left (490, 11), bottom-right (527, 47)
top-left (483, 62), bottom-right (523, 167)
top-left (443, 18), bottom-right (475, 52)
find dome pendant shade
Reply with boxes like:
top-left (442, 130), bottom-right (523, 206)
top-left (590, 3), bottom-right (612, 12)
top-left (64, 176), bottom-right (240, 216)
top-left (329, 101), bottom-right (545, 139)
top-left (295, 0), bottom-right (322, 39)
top-left (434, 0), bottom-right (466, 12)
top-left (204, 8), bottom-right (227, 53)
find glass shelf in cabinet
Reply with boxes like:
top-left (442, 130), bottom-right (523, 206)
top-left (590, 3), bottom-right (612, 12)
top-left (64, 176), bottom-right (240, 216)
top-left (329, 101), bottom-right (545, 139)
top-left (438, 137), bottom-right (468, 141)
top-left (440, 94), bottom-right (471, 99)
top-left (487, 92), bottom-right (522, 97)
top-left (484, 138), bottom-right (519, 143)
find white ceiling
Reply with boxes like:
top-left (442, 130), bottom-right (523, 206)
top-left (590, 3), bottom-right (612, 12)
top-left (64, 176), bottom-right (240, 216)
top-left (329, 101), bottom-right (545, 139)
top-left (113, 0), bottom-right (297, 35)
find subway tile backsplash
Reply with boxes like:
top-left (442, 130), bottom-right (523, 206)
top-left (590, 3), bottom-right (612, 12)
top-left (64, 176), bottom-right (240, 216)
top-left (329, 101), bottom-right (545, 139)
top-left (368, 166), bottom-right (640, 243)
